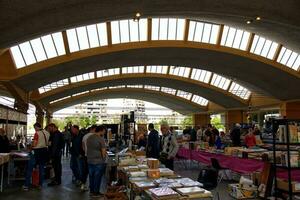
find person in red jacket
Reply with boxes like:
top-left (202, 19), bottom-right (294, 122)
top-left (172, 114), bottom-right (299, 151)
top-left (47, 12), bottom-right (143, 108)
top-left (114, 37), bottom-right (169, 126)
top-left (244, 128), bottom-right (256, 148)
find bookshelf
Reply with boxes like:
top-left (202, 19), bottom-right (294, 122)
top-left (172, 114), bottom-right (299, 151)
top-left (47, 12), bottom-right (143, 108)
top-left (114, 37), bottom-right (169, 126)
top-left (271, 118), bottom-right (300, 199)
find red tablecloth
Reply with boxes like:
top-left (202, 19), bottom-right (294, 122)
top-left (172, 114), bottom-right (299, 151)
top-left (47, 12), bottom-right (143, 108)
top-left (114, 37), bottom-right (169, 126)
top-left (177, 147), bottom-right (300, 181)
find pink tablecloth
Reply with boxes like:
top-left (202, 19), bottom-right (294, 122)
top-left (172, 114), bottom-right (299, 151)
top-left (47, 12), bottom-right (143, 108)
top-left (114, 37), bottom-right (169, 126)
top-left (177, 147), bottom-right (300, 181)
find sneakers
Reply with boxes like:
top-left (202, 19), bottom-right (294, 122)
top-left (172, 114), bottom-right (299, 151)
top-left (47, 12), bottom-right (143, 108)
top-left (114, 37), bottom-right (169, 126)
top-left (80, 184), bottom-right (88, 191)
top-left (22, 185), bottom-right (29, 191)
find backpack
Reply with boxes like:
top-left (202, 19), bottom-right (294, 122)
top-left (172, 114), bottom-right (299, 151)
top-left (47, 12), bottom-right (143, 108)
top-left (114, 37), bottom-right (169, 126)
top-left (197, 167), bottom-right (218, 190)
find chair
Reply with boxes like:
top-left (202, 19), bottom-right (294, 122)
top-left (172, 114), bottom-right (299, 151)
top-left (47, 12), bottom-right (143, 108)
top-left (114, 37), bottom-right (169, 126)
top-left (210, 158), bottom-right (230, 183)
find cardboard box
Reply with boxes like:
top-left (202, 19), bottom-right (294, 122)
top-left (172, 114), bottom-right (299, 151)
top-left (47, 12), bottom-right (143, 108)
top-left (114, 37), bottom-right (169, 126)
top-left (277, 178), bottom-right (300, 192)
top-left (147, 158), bottom-right (159, 169)
top-left (224, 147), bottom-right (243, 156)
top-left (147, 169), bottom-right (160, 178)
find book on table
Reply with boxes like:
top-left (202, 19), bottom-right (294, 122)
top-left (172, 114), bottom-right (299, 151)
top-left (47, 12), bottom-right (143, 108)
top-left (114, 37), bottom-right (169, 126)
top-left (176, 186), bottom-right (205, 195)
top-left (149, 187), bottom-right (179, 199)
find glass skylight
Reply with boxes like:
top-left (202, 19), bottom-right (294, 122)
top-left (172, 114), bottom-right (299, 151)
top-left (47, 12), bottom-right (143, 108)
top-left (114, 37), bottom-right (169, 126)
top-left (122, 66), bottom-right (144, 74)
top-left (152, 18), bottom-right (185, 40)
top-left (127, 85), bottom-right (143, 88)
top-left (70, 72), bottom-right (95, 83)
top-left (72, 91), bottom-right (89, 97)
top-left (160, 87), bottom-right (177, 95)
top-left (109, 85), bottom-right (126, 89)
top-left (146, 65), bottom-right (168, 74)
top-left (66, 23), bottom-right (107, 52)
top-left (177, 90), bottom-right (192, 100)
top-left (169, 66), bottom-right (191, 78)
top-left (111, 19), bottom-right (147, 44)
top-left (191, 95), bottom-right (209, 106)
top-left (144, 85), bottom-right (160, 91)
top-left (250, 35), bottom-right (278, 59)
top-left (188, 21), bottom-right (220, 44)
top-left (50, 96), bottom-right (71, 104)
top-left (229, 82), bottom-right (251, 100)
top-left (0, 96), bottom-right (15, 108)
top-left (91, 87), bottom-right (107, 92)
top-left (10, 32), bottom-right (66, 69)
top-left (277, 47), bottom-right (300, 70)
top-left (39, 79), bottom-right (69, 94)
top-left (97, 68), bottom-right (120, 77)
top-left (190, 69), bottom-right (212, 83)
top-left (210, 74), bottom-right (231, 90)
top-left (221, 26), bottom-right (250, 50)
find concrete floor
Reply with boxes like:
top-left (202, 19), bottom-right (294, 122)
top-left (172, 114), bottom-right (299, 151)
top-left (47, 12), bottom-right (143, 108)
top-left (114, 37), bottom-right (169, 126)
top-left (0, 157), bottom-right (240, 200)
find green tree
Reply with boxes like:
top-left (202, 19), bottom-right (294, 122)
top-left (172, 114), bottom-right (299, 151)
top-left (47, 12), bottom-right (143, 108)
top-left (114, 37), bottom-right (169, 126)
top-left (211, 116), bottom-right (225, 131)
top-left (181, 116), bottom-right (193, 129)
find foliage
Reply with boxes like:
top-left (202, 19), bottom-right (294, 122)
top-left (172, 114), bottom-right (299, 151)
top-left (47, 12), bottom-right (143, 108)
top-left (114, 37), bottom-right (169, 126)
top-left (52, 115), bottom-right (98, 130)
top-left (210, 116), bottom-right (225, 131)
top-left (181, 116), bottom-right (193, 128)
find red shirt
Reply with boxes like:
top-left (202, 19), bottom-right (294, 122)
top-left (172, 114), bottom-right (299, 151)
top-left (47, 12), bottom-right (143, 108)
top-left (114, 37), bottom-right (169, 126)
top-left (245, 134), bottom-right (256, 148)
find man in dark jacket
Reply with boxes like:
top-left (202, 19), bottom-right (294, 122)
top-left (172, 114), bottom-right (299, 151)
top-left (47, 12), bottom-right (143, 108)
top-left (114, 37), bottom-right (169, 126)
top-left (48, 123), bottom-right (64, 186)
top-left (230, 123), bottom-right (241, 147)
top-left (146, 123), bottom-right (160, 159)
top-left (0, 128), bottom-right (9, 153)
top-left (70, 125), bottom-right (81, 185)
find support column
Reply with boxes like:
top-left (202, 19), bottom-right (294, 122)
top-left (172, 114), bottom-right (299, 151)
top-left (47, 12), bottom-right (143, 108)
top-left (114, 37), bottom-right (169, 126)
top-left (35, 110), bottom-right (44, 125)
top-left (45, 112), bottom-right (53, 126)
top-left (280, 101), bottom-right (300, 119)
top-left (225, 110), bottom-right (247, 130)
top-left (193, 113), bottom-right (211, 127)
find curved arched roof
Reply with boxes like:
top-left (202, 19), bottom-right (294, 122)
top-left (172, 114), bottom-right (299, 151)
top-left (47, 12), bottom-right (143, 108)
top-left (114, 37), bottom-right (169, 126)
top-left (0, 1), bottom-right (299, 51)
top-left (0, 3), bottom-right (299, 113)
top-left (48, 88), bottom-right (208, 114)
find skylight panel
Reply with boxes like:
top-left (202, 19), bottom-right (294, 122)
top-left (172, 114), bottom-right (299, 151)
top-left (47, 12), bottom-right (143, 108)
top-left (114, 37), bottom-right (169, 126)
top-left (146, 65), bottom-right (168, 74)
top-left (30, 38), bottom-right (47, 62)
top-left (70, 72), bottom-right (95, 83)
top-left (210, 74), bottom-right (231, 90)
top-left (39, 79), bottom-right (69, 94)
top-left (109, 85), bottom-right (126, 89)
top-left (229, 82), bottom-right (251, 100)
top-left (52, 32), bottom-right (66, 56)
top-left (144, 85), bottom-right (160, 91)
top-left (169, 66), bottom-right (191, 78)
top-left (127, 85), bottom-right (143, 88)
top-left (72, 91), bottom-right (89, 97)
top-left (19, 42), bottom-right (36, 65)
top-left (111, 19), bottom-right (147, 44)
top-left (221, 26), bottom-right (250, 50)
top-left (41, 35), bottom-right (58, 59)
top-left (10, 46), bottom-right (26, 68)
top-left (188, 21), bottom-right (220, 44)
top-left (97, 68), bottom-right (120, 77)
top-left (67, 23), bottom-right (107, 52)
top-left (152, 18), bottom-right (185, 40)
top-left (277, 47), bottom-right (300, 70)
top-left (50, 96), bottom-right (71, 104)
top-left (161, 87), bottom-right (177, 95)
top-left (122, 66), bottom-right (144, 74)
top-left (190, 69), bottom-right (212, 83)
top-left (250, 35), bottom-right (278, 59)
top-left (91, 87), bottom-right (107, 92)
top-left (191, 95), bottom-right (209, 106)
top-left (177, 90), bottom-right (192, 100)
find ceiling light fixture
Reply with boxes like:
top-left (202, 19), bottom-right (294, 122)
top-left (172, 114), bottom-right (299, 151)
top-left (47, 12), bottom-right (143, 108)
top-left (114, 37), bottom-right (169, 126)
top-left (256, 16), bottom-right (261, 21)
top-left (246, 20), bottom-right (252, 24)
top-left (133, 12), bottom-right (141, 22)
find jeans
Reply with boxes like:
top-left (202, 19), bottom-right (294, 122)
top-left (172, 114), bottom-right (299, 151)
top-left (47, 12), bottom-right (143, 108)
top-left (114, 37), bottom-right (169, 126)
top-left (70, 155), bottom-right (80, 181)
top-left (52, 154), bottom-right (62, 183)
top-left (24, 153), bottom-right (35, 187)
top-left (88, 163), bottom-right (106, 193)
top-left (79, 156), bottom-right (89, 184)
top-left (34, 148), bottom-right (48, 186)
top-left (63, 141), bottom-right (70, 157)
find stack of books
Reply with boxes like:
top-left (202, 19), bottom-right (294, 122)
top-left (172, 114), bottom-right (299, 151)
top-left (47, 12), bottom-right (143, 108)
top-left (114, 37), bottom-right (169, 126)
top-left (129, 171), bottom-right (147, 177)
top-left (159, 168), bottom-right (174, 176)
top-left (176, 186), bottom-right (205, 198)
top-left (175, 178), bottom-right (203, 187)
top-left (134, 181), bottom-right (156, 189)
top-left (149, 187), bottom-right (179, 199)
